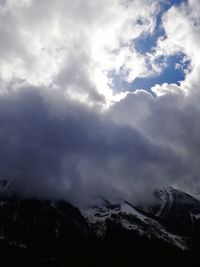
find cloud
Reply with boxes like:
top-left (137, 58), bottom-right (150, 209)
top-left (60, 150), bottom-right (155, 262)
top-left (0, 0), bottom-right (200, 206)
top-left (152, 0), bottom-right (200, 94)
top-left (109, 84), bottom-right (200, 197)
top-left (0, 0), bottom-right (161, 105)
top-left (0, 85), bottom-right (188, 206)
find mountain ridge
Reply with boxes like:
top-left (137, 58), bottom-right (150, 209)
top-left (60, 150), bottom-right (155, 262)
top-left (0, 182), bottom-right (199, 266)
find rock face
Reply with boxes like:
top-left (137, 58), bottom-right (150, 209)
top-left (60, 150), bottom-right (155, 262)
top-left (0, 184), bottom-right (200, 266)
top-left (139, 187), bottom-right (200, 236)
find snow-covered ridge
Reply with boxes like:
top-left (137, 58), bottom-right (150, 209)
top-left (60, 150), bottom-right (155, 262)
top-left (82, 198), bottom-right (188, 250)
top-left (0, 183), bottom-right (198, 252)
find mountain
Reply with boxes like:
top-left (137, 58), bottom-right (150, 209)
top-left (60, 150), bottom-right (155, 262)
top-left (0, 181), bottom-right (199, 266)
top-left (138, 187), bottom-right (200, 236)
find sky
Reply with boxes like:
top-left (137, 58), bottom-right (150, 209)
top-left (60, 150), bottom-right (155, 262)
top-left (0, 0), bottom-right (200, 206)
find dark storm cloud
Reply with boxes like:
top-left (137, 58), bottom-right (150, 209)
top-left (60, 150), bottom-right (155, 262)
top-left (142, 92), bottom-right (200, 194)
top-left (0, 86), bottom-right (187, 206)
top-left (108, 87), bottom-right (200, 197)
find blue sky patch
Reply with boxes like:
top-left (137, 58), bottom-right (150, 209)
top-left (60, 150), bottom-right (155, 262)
top-left (134, 0), bottom-right (187, 54)
top-left (111, 53), bottom-right (190, 93)
top-left (130, 54), bottom-right (190, 92)
top-left (111, 0), bottom-right (189, 93)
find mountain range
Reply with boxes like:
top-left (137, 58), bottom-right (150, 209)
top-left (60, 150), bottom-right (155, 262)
top-left (0, 179), bottom-right (199, 266)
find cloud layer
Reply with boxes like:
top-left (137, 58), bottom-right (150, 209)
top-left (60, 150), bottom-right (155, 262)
top-left (0, 86), bottom-right (188, 206)
top-left (0, 0), bottom-right (200, 205)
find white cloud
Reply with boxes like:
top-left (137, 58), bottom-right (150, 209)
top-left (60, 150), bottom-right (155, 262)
top-left (0, 0), bottom-right (161, 105)
top-left (152, 0), bottom-right (200, 96)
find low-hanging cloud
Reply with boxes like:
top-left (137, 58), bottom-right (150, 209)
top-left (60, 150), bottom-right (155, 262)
top-left (0, 86), bottom-right (188, 206)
